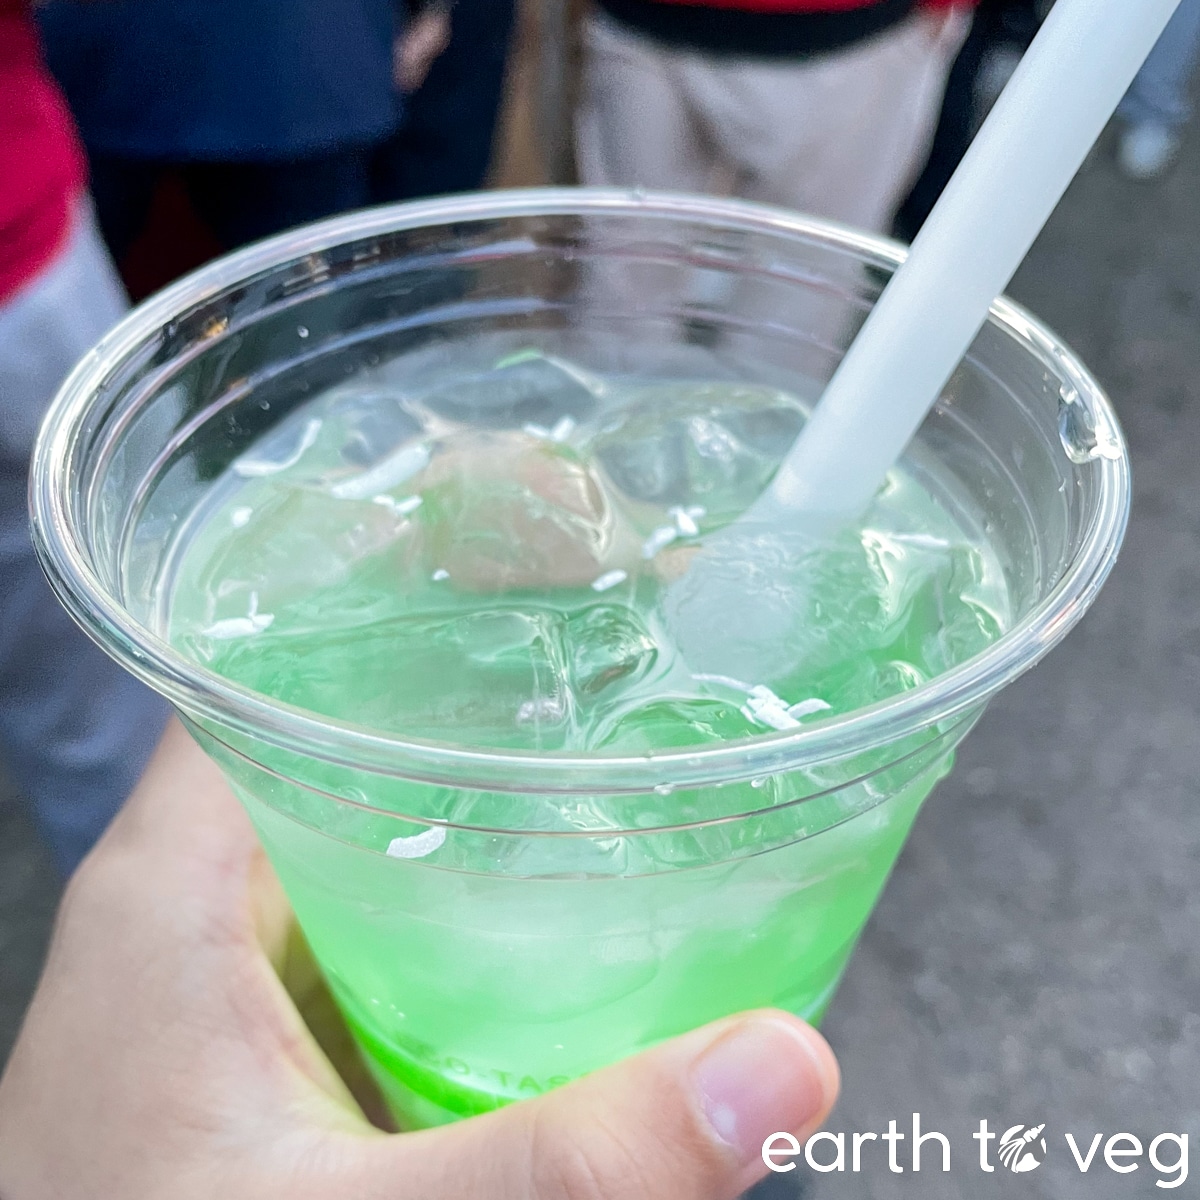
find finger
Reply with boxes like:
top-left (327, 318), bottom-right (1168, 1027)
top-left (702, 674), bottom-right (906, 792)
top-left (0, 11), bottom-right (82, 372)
top-left (94, 716), bottom-right (258, 875)
top-left (54, 720), bottom-right (382, 1134)
top-left (354, 1010), bottom-right (839, 1200)
top-left (68, 716), bottom-right (291, 995)
top-left (78, 717), bottom-right (315, 1001)
top-left (273, 923), bottom-right (395, 1129)
top-left (395, 11), bottom-right (450, 91)
top-left (65, 715), bottom-right (277, 965)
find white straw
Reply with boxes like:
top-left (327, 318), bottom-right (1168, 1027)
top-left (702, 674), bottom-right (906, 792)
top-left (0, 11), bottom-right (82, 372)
top-left (771, 0), bottom-right (1182, 520)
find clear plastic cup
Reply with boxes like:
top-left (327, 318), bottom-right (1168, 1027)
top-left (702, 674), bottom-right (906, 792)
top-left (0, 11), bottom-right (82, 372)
top-left (30, 190), bottom-right (1129, 1129)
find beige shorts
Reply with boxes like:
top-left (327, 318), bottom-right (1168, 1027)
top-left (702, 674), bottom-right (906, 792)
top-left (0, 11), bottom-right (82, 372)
top-left (577, 7), bottom-right (971, 234)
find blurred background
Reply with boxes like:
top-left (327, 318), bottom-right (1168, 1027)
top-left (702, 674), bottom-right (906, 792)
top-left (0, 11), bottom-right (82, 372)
top-left (3, 1), bottom-right (1199, 1195)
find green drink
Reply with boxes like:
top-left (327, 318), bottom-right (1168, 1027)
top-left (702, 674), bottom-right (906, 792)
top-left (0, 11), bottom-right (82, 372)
top-left (165, 362), bottom-right (1008, 1124)
top-left (30, 193), bottom-right (1129, 1132)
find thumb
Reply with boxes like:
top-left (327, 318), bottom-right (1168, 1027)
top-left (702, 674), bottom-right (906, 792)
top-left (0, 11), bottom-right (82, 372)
top-left (361, 1010), bottom-right (838, 1200)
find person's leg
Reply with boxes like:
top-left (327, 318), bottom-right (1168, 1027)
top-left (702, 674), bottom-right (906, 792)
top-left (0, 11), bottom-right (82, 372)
top-left (0, 204), bottom-right (169, 873)
top-left (1119, 0), bottom-right (1200, 131)
top-left (574, 15), bottom-right (725, 355)
top-left (185, 148), bottom-right (374, 250)
top-left (667, 14), bottom-right (961, 363)
top-left (707, 10), bottom-right (970, 235)
top-left (895, 2), bottom-right (999, 240)
top-left (575, 14), bottom-right (714, 192)
top-left (372, 0), bottom-right (517, 201)
top-left (85, 155), bottom-right (162, 262)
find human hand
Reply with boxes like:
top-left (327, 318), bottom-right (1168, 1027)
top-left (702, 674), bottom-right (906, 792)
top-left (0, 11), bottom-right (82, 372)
top-left (919, 3), bottom-right (973, 51)
top-left (394, 5), bottom-right (452, 93)
top-left (0, 720), bottom-right (839, 1199)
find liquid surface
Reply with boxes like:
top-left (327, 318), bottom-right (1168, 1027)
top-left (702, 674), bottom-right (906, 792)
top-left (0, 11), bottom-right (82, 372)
top-left (169, 352), bottom-right (1010, 753)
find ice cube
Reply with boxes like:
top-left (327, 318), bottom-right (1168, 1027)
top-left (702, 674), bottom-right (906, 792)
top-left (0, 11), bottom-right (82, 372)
top-left (233, 417), bottom-right (322, 477)
top-left (593, 694), bottom-right (759, 753)
top-left (591, 381), bottom-right (805, 527)
top-left (328, 392), bottom-right (425, 469)
top-left (663, 523), bottom-right (821, 682)
top-left (413, 431), bottom-right (642, 591)
top-left (204, 607), bottom-right (575, 749)
top-left (412, 353), bottom-right (602, 431)
top-left (174, 482), bottom-right (419, 645)
top-left (567, 604), bottom-right (659, 699)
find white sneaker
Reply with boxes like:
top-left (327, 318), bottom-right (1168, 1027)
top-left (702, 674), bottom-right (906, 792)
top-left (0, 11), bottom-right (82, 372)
top-left (1117, 123), bottom-right (1182, 180)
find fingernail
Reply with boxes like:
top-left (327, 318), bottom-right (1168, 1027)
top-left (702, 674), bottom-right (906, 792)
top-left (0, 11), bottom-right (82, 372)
top-left (690, 1016), bottom-right (835, 1165)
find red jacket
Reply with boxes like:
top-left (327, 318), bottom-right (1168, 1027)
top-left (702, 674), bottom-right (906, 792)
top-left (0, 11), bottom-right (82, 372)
top-left (0, 0), bottom-right (86, 305)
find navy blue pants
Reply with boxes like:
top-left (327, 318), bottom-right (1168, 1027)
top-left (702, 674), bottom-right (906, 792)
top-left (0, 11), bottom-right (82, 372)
top-left (89, 146), bottom-right (377, 261)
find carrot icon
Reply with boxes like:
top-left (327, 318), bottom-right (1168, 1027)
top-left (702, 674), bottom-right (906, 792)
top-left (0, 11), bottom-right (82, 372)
top-left (999, 1124), bottom-right (1048, 1172)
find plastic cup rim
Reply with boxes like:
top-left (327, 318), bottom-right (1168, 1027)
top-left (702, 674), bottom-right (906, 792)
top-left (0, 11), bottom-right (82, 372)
top-left (29, 187), bottom-right (1131, 796)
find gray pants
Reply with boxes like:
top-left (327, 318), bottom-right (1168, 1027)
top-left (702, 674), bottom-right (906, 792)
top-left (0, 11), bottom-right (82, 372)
top-left (577, 9), bottom-right (969, 235)
top-left (0, 205), bottom-right (168, 873)
top-left (1119, 0), bottom-right (1200, 130)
